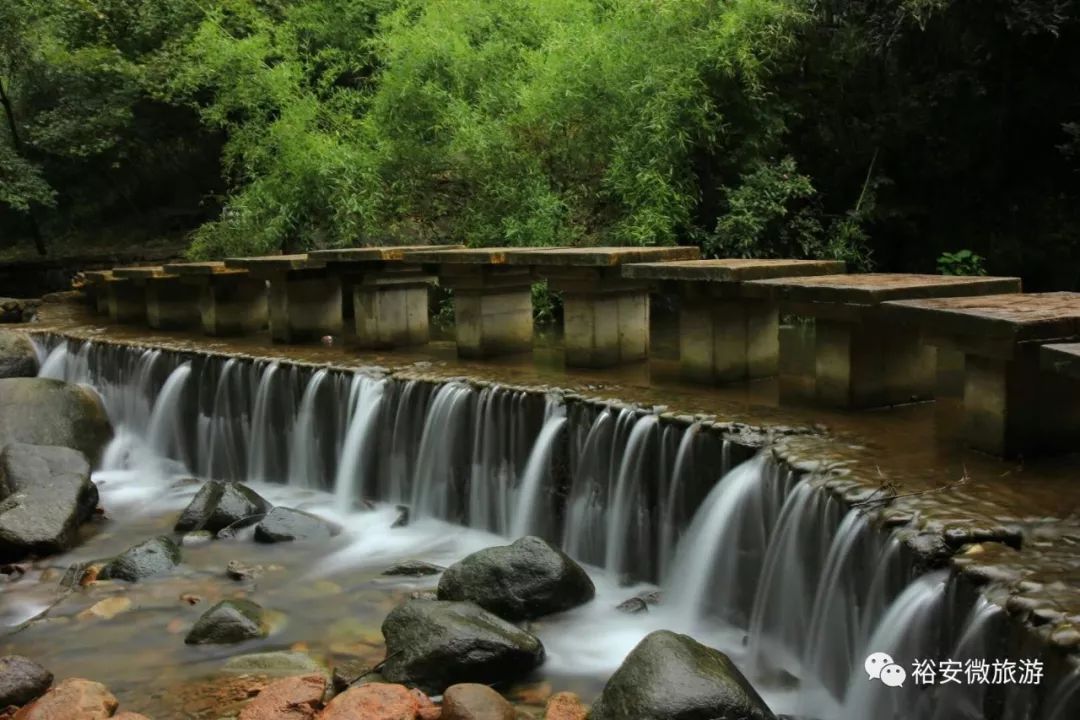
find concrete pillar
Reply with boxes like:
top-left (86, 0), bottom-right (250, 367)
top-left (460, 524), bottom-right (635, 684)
top-left (454, 286), bottom-right (534, 358)
top-left (353, 281), bottom-right (430, 349)
top-left (680, 296), bottom-right (778, 383)
top-left (106, 280), bottom-right (146, 323)
top-left (267, 274), bottom-right (342, 343)
top-left (963, 351), bottom-right (1080, 457)
top-left (198, 276), bottom-right (268, 336)
top-left (814, 318), bottom-right (936, 408)
top-left (145, 277), bottom-right (201, 330)
top-left (778, 321), bottom-right (817, 403)
top-left (563, 289), bottom-right (649, 368)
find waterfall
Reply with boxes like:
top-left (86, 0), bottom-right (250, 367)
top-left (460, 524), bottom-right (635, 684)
top-left (410, 382), bottom-right (474, 520)
top-left (146, 362), bottom-right (192, 465)
top-left (334, 374), bottom-right (387, 511)
top-left (562, 409), bottom-right (613, 563)
top-left (604, 414), bottom-right (659, 579)
top-left (509, 398), bottom-right (567, 538)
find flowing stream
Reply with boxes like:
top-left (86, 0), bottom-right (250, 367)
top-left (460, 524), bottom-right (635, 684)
top-left (7, 335), bottom-right (1076, 719)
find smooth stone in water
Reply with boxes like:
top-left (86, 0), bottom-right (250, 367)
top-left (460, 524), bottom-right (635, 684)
top-left (589, 630), bottom-right (777, 720)
top-left (0, 655), bottom-right (53, 707)
top-left (181, 530), bottom-right (214, 547)
top-left (0, 331), bottom-right (38, 378)
top-left (440, 683), bottom-right (515, 720)
top-left (174, 480), bottom-right (272, 534)
top-left (543, 691), bottom-right (588, 720)
top-left (224, 651), bottom-right (327, 677)
top-left (13, 677), bottom-right (118, 719)
top-left (185, 599), bottom-right (269, 645)
top-left (98, 535), bottom-right (181, 582)
top-left (0, 444), bottom-right (98, 562)
top-left (319, 683), bottom-right (419, 720)
top-left (380, 599), bottom-right (545, 694)
top-left (253, 507), bottom-right (340, 543)
top-left (437, 536), bottom-right (595, 621)
top-left (0, 378), bottom-right (113, 466)
top-left (237, 674), bottom-right (325, 720)
top-left (382, 560), bottom-right (444, 577)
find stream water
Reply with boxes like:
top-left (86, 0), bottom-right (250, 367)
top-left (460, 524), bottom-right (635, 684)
top-left (1, 336), bottom-right (1077, 719)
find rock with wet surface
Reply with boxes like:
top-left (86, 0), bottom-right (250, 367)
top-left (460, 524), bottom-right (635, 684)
top-left (382, 560), bottom-right (444, 577)
top-left (0, 443), bottom-right (98, 562)
top-left (98, 535), bottom-right (181, 582)
top-left (253, 507), bottom-right (340, 543)
top-left (237, 674), bottom-right (325, 720)
top-left (437, 536), bottom-right (595, 621)
top-left (0, 331), bottom-right (38, 378)
top-left (380, 599), bottom-right (545, 694)
top-left (319, 683), bottom-right (420, 720)
top-left (0, 378), bottom-right (113, 466)
top-left (12, 677), bottom-right (117, 719)
top-left (543, 691), bottom-right (588, 720)
top-left (0, 655), bottom-right (52, 707)
top-left (185, 599), bottom-right (269, 645)
top-left (590, 630), bottom-right (776, 720)
top-left (224, 651), bottom-right (327, 678)
top-left (440, 683), bottom-right (515, 720)
top-left (174, 480), bottom-right (272, 534)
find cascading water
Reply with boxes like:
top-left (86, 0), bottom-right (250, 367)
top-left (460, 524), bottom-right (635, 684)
top-left (25, 334), bottom-right (1074, 720)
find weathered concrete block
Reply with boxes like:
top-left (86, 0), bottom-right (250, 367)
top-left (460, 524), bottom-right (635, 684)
top-left (146, 277), bottom-right (201, 330)
top-left (454, 288), bottom-right (533, 358)
top-left (353, 282), bottom-right (430, 349)
top-left (268, 274), bottom-right (342, 343)
top-left (199, 276), bottom-right (268, 336)
top-left (680, 298), bottom-right (778, 383)
top-left (563, 290), bottom-right (649, 368)
top-left (106, 281), bottom-right (146, 324)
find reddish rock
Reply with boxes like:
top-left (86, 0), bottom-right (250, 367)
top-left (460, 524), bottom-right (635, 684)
top-left (543, 692), bottom-right (588, 720)
top-left (239, 675), bottom-right (325, 720)
top-left (417, 708), bottom-right (441, 720)
top-left (440, 684), bottom-right (514, 720)
top-left (13, 678), bottom-right (118, 720)
top-left (319, 683), bottom-right (418, 720)
top-left (113, 713), bottom-right (152, 720)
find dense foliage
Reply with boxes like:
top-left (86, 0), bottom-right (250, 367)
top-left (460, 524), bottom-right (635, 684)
top-left (1, 0), bottom-right (1078, 288)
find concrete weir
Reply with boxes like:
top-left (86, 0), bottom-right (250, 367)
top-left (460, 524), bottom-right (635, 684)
top-left (744, 273), bottom-right (1022, 408)
top-left (505, 246), bottom-right (701, 368)
top-left (885, 292), bottom-right (1080, 457)
top-left (224, 255), bottom-right (338, 343)
top-left (163, 261), bottom-right (268, 336)
top-left (623, 258), bottom-right (845, 382)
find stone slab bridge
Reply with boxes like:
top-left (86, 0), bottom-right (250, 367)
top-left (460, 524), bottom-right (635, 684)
top-left (83, 247), bottom-right (1080, 458)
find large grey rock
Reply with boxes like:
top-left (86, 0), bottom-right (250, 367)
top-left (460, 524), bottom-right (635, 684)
top-left (380, 599), bottom-right (545, 694)
top-left (253, 506), bottom-right (340, 543)
top-left (185, 599), bottom-right (269, 645)
top-left (0, 378), bottom-right (113, 466)
top-left (98, 535), bottom-right (181, 582)
top-left (0, 331), bottom-right (38, 378)
top-left (0, 443), bottom-right (98, 562)
top-left (590, 630), bottom-right (777, 720)
top-left (437, 536), bottom-right (595, 621)
top-left (174, 480), bottom-right (271, 534)
top-left (0, 654), bottom-right (53, 706)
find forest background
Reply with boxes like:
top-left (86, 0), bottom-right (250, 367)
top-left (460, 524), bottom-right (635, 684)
top-left (2, 0), bottom-right (1079, 289)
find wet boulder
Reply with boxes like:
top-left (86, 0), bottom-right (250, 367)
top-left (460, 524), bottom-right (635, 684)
top-left (174, 480), bottom-right (272, 535)
top-left (437, 536), bottom-right (595, 621)
top-left (13, 678), bottom-right (118, 719)
top-left (237, 674), bottom-right (325, 720)
top-left (0, 443), bottom-right (98, 562)
top-left (0, 378), bottom-right (113, 466)
top-left (0, 331), bottom-right (38, 378)
top-left (440, 683), bottom-right (515, 720)
top-left (0, 655), bottom-right (53, 707)
top-left (253, 507), bottom-right (340, 543)
top-left (380, 599), bottom-right (545, 694)
top-left (590, 630), bottom-right (777, 720)
top-left (320, 683), bottom-right (420, 720)
top-left (98, 535), bottom-right (181, 582)
top-left (185, 599), bottom-right (270, 645)
top-left (382, 560), bottom-right (444, 577)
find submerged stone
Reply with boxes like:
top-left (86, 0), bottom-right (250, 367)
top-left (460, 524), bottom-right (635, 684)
top-left (437, 536), bottom-right (595, 621)
top-left (253, 507), bottom-right (340, 543)
top-left (175, 480), bottom-right (272, 534)
top-left (382, 560), bottom-right (444, 577)
top-left (185, 599), bottom-right (269, 645)
top-left (380, 599), bottom-right (545, 694)
top-left (98, 535), bottom-right (181, 582)
top-left (224, 651), bottom-right (327, 677)
top-left (590, 630), bottom-right (776, 720)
